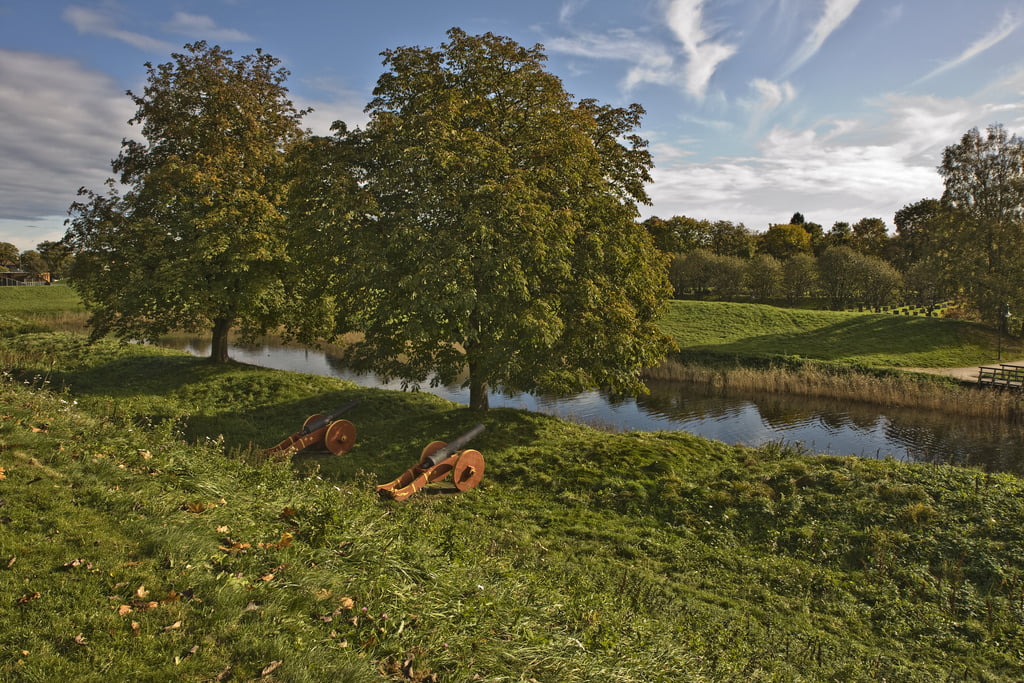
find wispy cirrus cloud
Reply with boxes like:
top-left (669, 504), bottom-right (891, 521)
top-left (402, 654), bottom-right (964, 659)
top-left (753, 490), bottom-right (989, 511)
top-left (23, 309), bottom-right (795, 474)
top-left (63, 7), bottom-right (253, 51)
top-left (665, 0), bottom-right (736, 99)
top-left (62, 6), bottom-right (173, 52)
top-left (163, 12), bottom-right (253, 43)
top-left (781, 0), bottom-right (861, 76)
top-left (915, 10), bottom-right (1022, 84)
top-left (545, 29), bottom-right (678, 90)
top-left (548, 0), bottom-right (735, 99)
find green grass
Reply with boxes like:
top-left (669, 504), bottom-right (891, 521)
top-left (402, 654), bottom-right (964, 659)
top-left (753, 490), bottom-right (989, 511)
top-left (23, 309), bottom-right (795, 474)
top-left (1, 313), bottom-right (1024, 680)
top-left (661, 300), bottom-right (1016, 368)
top-left (0, 284), bottom-right (84, 316)
top-left (0, 284), bottom-right (87, 335)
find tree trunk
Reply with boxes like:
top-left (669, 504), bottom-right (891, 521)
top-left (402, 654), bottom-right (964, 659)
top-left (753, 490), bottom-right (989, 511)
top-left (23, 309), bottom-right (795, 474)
top-left (468, 360), bottom-right (489, 411)
top-left (210, 317), bottom-right (232, 363)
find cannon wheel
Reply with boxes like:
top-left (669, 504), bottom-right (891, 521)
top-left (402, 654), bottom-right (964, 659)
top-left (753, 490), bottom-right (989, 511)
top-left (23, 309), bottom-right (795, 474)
top-left (323, 419), bottom-right (356, 455)
top-left (452, 449), bottom-right (485, 492)
top-left (302, 413), bottom-right (326, 431)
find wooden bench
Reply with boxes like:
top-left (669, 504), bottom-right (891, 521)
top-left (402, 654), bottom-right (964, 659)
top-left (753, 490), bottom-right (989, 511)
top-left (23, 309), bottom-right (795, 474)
top-left (977, 364), bottom-right (1024, 389)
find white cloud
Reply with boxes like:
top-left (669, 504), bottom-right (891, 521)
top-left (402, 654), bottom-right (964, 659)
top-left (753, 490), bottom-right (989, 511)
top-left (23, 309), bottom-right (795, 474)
top-left (545, 30), bottom-right (677, 91)
top-left (163, 12), bottom-right (254, 43)
top-left (298, 98), bottom-right (369, 136)
top-left (547, 0), bottom-right (736, 98)
top-left (0, 50), bottom-right (134, 248)
top-left (665, 0), bottom-right (736, 99)
top-left (916, 10), bottom-right (1022, 84)
top-left (63, 6), bottom-right (173, 52)
top-left (644, 94), bottom-right (983, 229)
top-left (743, 78), bottom-right (796, 113)
top-left (782, 0), bottom-right (861, 76)
top-left (559, 0), bottom-right (590, 25)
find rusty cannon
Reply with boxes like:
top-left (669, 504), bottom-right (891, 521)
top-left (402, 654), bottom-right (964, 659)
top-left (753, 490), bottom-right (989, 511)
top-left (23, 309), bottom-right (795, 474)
top-left (377, 423), bottom-right (486, 500)
top-left (265, 400), bottom-right (358, 458)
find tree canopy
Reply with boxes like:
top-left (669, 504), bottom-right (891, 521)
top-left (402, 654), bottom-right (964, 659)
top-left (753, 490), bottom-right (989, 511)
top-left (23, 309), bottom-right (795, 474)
top-left (333, 28), bottom-right (673, 410)
top-left (937, 124), bottom-right (1024, 323)
top-left (64, 42), bottom-right (308, 360)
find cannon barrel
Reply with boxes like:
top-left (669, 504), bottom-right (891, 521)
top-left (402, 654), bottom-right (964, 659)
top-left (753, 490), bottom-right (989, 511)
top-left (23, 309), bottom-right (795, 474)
top-left (422, 423), bottom-right (485, 469)
top-left (301, 400), bottom-right (358, 436)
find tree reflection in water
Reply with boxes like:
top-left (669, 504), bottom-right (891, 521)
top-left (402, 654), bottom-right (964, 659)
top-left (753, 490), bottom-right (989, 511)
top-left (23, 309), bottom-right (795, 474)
top-left (163, 336), bottom-right (1024, 475)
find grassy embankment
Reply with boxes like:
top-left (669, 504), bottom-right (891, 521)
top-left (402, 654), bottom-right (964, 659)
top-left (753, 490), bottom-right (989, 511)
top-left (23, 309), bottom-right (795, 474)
top-left (655, 300), bottom-right (1024, 420)
top-left (2, 287), bottom-right (1024, 681)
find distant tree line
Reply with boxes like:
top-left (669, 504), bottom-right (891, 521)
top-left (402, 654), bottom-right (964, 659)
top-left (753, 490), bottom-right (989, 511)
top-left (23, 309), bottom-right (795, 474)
top-left (645, 124), bottom-right (1024, 329)
top-left (0, 240), bottom-right (74, 279)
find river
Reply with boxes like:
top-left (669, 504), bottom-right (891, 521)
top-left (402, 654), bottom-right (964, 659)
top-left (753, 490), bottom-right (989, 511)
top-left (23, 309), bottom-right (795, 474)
top-left (165, 336), bottom-right (1024, 475)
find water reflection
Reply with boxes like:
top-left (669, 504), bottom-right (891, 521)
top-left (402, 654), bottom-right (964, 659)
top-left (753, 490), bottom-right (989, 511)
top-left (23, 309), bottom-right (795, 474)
top-left (165, 336), bottom-right (1024, 474)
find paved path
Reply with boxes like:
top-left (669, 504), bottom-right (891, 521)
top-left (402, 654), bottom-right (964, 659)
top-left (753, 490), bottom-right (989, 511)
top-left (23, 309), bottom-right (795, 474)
top-left (902, 359), bottom-right (1024, 382)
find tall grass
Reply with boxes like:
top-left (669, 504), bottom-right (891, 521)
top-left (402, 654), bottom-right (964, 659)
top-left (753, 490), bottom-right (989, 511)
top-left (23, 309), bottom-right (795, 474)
top-left (646, 357), bottom-right (1024, 421)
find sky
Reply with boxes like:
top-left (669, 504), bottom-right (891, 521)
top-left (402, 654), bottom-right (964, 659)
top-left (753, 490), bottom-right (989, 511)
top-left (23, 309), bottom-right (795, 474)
top-left (2, 0), bottom-right (1024, 252)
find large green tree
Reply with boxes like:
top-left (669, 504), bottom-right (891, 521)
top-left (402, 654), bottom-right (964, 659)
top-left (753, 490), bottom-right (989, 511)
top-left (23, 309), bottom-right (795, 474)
top-left (36, 240), bottom-right (75, 280)
top-left (64, 42), bottom-right (308, 361)
top-left (0, 242), bottom-right (18, 265)
top-left (339, 28), bottom-right (673, 410)
top-left (851, 217), bottom-right (890, 258)
top-left (757, 223), bottom-right (812, 260)
top-left (641, 215), bottom-right (712, 254)
top-left (937, 124), bottom-right (1024, 324)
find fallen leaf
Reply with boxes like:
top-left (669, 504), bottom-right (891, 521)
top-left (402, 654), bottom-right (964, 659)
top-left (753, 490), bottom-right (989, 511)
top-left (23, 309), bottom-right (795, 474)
top-left (185, 502), bottom-right (207, 514)
top-left (138, 449), bottom-right (152, 459)
top-left (117, 604), bottom-right (132, 616)
top-left (164, 620), bottom-right (182, 632)
top-left (260, 573), bottom-right (275, 582)
top-left (62, 558), bottom-right (94, 570)
top-left (216, 525), bottom-right (230, 534)
top-left (261, 660), bottom-right (283, 677)
top-left (339, 597), bottom-right (355, 610)
top-left (135, 585), bottom-right (149, 599)
top-left (17, 591), bottom-right (40, 604)
top-left (7, 556), bottom-right (16, 568)
top-left (73, 634), bottom-right (87, 645)
top-left (0, 467), bottom-right (6, 480)
top-left (259, 531), bottom-right (294, 550)
top-left (131, 621), bottom-right (140, 635)
top-left (219, 541), bottom-right (251, 554)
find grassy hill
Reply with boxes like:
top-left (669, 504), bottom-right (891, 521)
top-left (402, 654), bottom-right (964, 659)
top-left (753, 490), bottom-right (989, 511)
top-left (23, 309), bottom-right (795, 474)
top-left (661, 300), bottom-right (1015, 368)
top-left (1, 287), bottom-right (1023, 680)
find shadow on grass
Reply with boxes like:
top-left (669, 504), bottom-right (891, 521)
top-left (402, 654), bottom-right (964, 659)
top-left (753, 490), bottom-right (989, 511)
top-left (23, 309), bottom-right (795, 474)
top-left (689, 315), bottom-right (989, 361)
top-left (23, 349), bottom-right (548, 487)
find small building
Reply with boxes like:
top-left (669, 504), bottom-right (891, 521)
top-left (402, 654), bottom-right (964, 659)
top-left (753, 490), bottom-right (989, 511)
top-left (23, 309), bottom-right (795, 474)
top-left (0, 267), bottom-right (50, 286)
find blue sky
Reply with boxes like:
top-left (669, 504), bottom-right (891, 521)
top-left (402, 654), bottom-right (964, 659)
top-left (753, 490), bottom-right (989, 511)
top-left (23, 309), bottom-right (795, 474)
top-left (2, 0), bottom-right (1023, 251)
